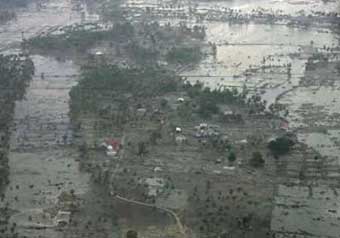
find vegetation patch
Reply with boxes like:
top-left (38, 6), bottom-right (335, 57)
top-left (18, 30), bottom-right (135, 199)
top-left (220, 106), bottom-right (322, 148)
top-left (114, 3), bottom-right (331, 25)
top-left (0, 54), bottom-right (34, 191)
top-left (268, 136), bottom-right (295, 156)
top-left (166, 47), bottom-right (202, 65)
top-left (250, 151), bottom-right (265, 167)
top-left (26, 23), bottom-right (135, 51)
top-left (184, 82), bottom-right (245, 118)
top-left (70, 65), bottom-right (179, 115)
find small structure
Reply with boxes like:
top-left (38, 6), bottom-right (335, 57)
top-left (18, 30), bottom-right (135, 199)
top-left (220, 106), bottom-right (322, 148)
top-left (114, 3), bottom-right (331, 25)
top-left (223, 110), bottom-right (234, 116)
top-left (267, 136), bottom-right (277, 143)
top-left (220, 105), bottom-right (243, 121)
top-left (144, 178), bottom-right (165, 196)
top-left (106, 146), bottom-right (117, 156)
top-left (194, 123), bottom-right (220, 138)
top-left (177, 97), bottom-right (185, 103)
top-left (199, 123), bottom-right (208, 129)
top-left (236, 139), bottom-right (248, 144)
top-left (88, 49), bottom-right (106, 63)
top-left (136, 108), bottom-right (147, 118)
top-left (223, 166), bottom-right (235, 170)
top-left (175, 127), bottom-right (182, 133)
top-left (154, 167), bottom-right (163, 172)
top-left (54, 211), bottom-right (71, 226)
top-left (279, 119), bottom-right (289, 131)
top-left (215, 158), bottom-right (223, 164)
top-left (213, 170), bottom-right (222, 174)
top-left (102, 139), bottom-right (121, 156)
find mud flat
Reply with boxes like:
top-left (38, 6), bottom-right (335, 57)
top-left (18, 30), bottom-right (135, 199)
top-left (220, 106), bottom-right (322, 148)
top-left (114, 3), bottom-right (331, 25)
top-left (0, 0), bottom-right (98, 53)
top-left (1, 0), bottom-right (339, 238)
top-left (0, 0), bottom-right (103, 237)
top-left (0, 55), bottom-right (34, 191)
top-left (0, 55), bottom-right (89, 238)
top-left (271, 184), bottom-right (340, 238)
top-left (104, 1), bottom-right (340, 237)
top-left (270, 26), bottom-right (340, 238)
top-left (123, 0), bottom-right (340, 16)
top-left (119, 0), bottom-right (340, 106)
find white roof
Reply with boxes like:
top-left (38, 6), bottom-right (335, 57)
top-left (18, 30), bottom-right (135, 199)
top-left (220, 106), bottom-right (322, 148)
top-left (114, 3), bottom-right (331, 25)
top-left (200, 123), bottom-right (208, 128)
top-left (154, 167), bottom-right (163, 172)
top-left (145, 178), bottom-right (164, 187)
top-left (224, 110), bottom-right (234, 115)
top-left (223, 166), bottom-right (235, 170)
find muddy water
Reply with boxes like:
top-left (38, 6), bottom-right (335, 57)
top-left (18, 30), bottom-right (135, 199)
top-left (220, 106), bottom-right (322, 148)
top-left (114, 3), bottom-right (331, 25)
top-left (196, 0), bottom-right (340, 15)
top-left (123, 0), bottom-right (339, 106)
top-left (0, 0), bottom-right (338, 237)
top-left (0, 1), bottom-right (98, 237)
top-left (130, 1), bottom-right (340, 106)
top-left (0, 0), bottom-right (98, 53)
top-left (181, 22), bottom-right (338, 106)
top-left (124, 0), bottom-right (340, 15)
top-left (3, 56), bottom-right (90, 238)
top-left (2, 55), bottom-right (84, 235)
top-left (144, 1), bottom-right (340, 237)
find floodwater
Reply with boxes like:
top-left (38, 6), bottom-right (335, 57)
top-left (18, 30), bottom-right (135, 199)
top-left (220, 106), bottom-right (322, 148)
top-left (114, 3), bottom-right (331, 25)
top-left (130, 0), bottom-right (340, 106)
top-left (181, 22), bottom-right (338, 107)
top-left (124, 0), bottom-right (340, 15)
top-left (0, 0), bottom-right (98, 53)
top-left (127, 1), bottom-right (340, 237)
top-left (271, 184), bottom-right (340, 238)
top-left (2, 57), bottom-right (87, 238)
top-left (0, 0), bottom-right (98, 237)
top-left (0, 0), bottom-right (339, 237)
top-left (271, 130), bottom-right (340, 237)
top-left (196, 0), bottom-right (340, 15)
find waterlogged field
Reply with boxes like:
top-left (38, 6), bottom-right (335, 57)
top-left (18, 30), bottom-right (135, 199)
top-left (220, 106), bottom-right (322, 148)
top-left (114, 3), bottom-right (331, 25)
top-left (121, 1), bottom-right (340, 237)
top-left (0, 0), bottom-right (339, 238)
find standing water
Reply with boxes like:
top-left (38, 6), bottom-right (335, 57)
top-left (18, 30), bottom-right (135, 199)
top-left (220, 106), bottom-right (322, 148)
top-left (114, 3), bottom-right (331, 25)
top-left (0, 0), bottom-right (98, 237)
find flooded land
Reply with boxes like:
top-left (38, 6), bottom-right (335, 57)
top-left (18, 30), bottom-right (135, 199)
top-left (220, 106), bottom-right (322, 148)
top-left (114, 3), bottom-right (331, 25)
top-left (0, 0), bottom-right (339, 238)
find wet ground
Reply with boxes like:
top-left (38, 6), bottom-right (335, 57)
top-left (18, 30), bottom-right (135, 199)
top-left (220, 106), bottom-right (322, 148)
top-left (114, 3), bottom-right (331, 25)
top-left (0, 1), bottom-right (102, 237)
top-left (0, 0), bottom-right (340, 237)
top-left (2, 56), bottom-right (88, 237)
top-left (124, 0), bottom-right (340, 15)
top-left (0, 0), bottom-right (98, 53)
top-left (119, 0), bottom-right (340, 237)
top-left (0, 56), bottom-right (87, 237)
